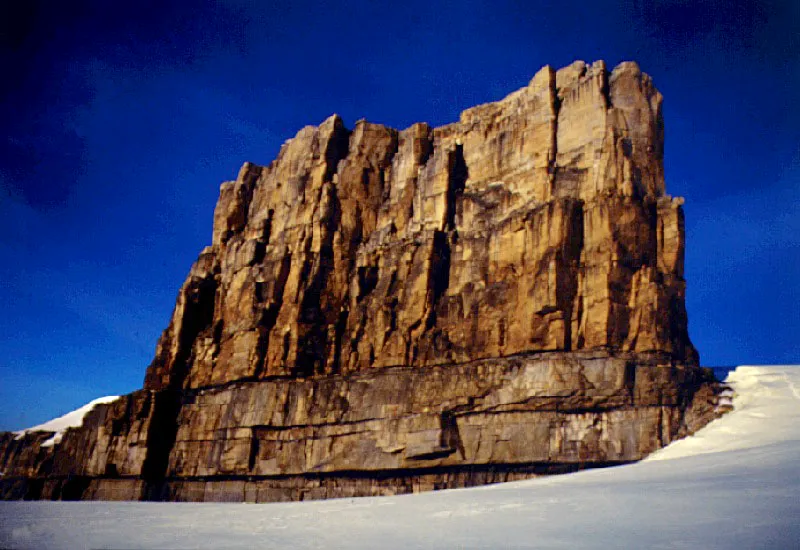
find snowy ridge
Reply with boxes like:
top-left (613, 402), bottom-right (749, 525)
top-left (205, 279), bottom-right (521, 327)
top-left (13, 396), bottom-right (119, 447)
top-left (646, 366), bottom-right (800, 461)
top-left (1, 366), bottom-right (799, 549)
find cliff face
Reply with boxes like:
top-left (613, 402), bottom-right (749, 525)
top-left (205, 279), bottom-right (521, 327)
top-left (145, 60), bottom-right (694, 392)
top-left (1, 61), bottom-right (721, 502)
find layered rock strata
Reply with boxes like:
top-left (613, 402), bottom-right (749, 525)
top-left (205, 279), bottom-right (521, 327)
top-left (0, 61), bottom-right (722, 502)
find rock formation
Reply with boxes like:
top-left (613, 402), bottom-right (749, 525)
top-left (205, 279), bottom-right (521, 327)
top-left (0, 61), bottom-right (724, 502)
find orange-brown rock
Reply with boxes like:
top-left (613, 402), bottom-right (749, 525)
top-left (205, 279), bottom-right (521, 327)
top-left (0, 61), bottom-right (720, 502)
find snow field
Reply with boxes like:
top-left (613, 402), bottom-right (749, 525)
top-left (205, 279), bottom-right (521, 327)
top-left (1, 366), bottom-right (798, 549)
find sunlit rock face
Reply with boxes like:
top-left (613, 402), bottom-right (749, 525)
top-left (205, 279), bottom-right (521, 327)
top-left (145, 60), bottom-right (695, 390)
top-left (0, 61), bottom-right (722, 503)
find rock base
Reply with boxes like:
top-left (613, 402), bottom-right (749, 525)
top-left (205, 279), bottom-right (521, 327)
top-left (1, 351), bottom-right (724, 502)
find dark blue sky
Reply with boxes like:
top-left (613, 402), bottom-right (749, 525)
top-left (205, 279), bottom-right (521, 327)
top-left (1, 0), bottom-right (797, 430)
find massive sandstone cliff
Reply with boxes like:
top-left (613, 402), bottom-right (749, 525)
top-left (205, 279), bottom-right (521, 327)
top-left (1, 61), bottom-right (723, 502)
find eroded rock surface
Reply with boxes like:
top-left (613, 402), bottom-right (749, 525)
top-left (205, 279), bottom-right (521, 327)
top-left (0, 61), bottom-right (721, 502)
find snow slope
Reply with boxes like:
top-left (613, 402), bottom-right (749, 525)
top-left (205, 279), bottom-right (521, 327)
top-left (1, 366), bottom-right (798, 550)
top-left (14, 395), bottom-right (119, 447)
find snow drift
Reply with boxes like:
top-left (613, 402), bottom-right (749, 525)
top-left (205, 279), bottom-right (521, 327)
top-left (13, 396), bottom-right (119, 447)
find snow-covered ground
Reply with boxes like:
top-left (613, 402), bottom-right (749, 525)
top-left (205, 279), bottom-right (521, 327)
top-left (1, 366), bottom-right (798, 550)
top-left (14, 395), bottom-right (119, 447)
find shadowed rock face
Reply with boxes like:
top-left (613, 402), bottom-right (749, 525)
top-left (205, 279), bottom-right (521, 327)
top-left (0, 61), bottom-right (722, 502)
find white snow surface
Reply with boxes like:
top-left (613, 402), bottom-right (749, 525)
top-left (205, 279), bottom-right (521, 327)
top-left (14, 396), bottom-right (119, 447)
top-left (2, 366), bottom-right (799, 549)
